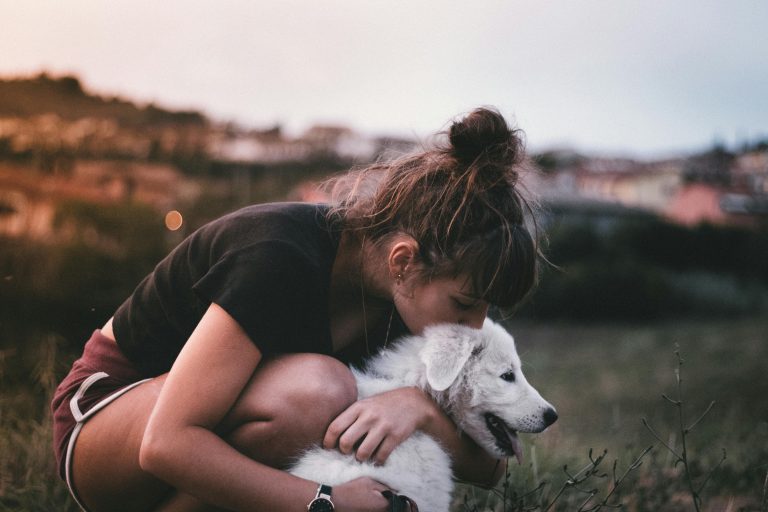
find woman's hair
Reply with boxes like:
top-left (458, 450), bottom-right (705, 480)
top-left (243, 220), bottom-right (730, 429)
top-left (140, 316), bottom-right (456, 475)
top-left (327, 107), bottom-right (540, 311)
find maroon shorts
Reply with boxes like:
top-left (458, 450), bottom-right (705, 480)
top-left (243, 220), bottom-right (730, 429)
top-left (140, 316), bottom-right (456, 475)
top-left (51, 330), bottom-right (150, 488)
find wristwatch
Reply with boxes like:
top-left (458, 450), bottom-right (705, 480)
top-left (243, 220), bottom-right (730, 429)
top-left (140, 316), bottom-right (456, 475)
top-left (307, 484), bottom-right (334, 511)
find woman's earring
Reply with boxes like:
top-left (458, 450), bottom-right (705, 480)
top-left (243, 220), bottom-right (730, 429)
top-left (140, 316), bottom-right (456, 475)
top-left (395, 272), bottom-right (404, 285)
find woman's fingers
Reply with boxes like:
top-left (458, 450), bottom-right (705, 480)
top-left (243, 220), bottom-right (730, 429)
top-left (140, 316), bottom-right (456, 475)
top-left (353, 428), bottom-right (385, 462)
top-left (334, 477), bottom-right (391, 511)
top-left (372, 435), bottom-right (400, 466)
top-left (323, 405), bottom-right (359, 449)
top-left (325, 390), bottom-right (428, 463)
top-left (337, 417), bottom-right (376, 455)
top-left (326, 408), bottom-right (389, 461)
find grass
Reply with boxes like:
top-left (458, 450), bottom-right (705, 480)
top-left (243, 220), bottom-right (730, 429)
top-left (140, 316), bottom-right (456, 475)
top-left (454, 316), bottom-right (768, 511)
top-left (0, 335), bottom-right (79, 512)
top-left (1, 318), bottom-right (767, 511)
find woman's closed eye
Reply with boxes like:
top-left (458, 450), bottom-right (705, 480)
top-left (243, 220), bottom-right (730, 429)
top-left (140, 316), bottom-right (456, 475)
top-left (452, 297), bottom-right (479, 311)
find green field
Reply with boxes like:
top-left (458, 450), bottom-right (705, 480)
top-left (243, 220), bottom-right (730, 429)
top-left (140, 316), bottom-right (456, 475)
top-left (1, 318), bottom-right (767, 511)
top-left (457, 317), bottom-right (768, 511)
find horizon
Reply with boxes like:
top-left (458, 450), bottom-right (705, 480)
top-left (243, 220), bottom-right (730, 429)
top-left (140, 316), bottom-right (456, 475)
top-left (1, 70), bottom-right (757, 163)
top-left (1, 1), bottom-right (767, 159)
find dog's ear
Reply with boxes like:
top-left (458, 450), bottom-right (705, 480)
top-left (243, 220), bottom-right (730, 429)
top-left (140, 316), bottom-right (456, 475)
top-left (419, 325), bottom-right (476, 391)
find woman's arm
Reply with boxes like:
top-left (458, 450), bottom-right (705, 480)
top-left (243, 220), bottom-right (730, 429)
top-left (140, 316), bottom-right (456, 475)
top-left (139, 303), bottom-right (389, 511)
top-left (324, 386), bottom-right (504, 488)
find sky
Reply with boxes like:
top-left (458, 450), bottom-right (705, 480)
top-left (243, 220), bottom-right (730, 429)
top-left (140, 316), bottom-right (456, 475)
top-left (1, 0), bottom-right (767, 158)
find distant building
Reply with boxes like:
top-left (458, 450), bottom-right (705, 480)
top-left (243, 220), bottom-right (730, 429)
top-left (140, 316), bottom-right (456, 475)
top-left (574, 162), bottom-right (683, 212)
top-left (533, 157), bottom-right (684, 213)
top-left (733, 151), bottom-right (768, 194)
top-left (209, 125), bottom-right (313, 163)
top-left (301, 125), bottom-right (378, 161)
top-left (208, 123), bottom-right (388, 164)
top-left (664, 150), bottom-right (768, 226)
top-left (532, 149), bottom-right (768, 228)
top-left (665, 183), bottom-right (729, 226)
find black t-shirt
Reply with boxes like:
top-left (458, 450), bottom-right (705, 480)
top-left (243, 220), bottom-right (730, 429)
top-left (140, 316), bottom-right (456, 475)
top-left (113, 202), bottom-right (341, 377)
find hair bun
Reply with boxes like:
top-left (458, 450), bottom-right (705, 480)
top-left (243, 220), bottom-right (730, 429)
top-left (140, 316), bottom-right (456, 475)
top-left (448, 107), bottom-right (521, 167)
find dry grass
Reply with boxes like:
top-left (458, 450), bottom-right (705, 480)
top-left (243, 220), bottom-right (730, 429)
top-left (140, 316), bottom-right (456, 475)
top-left (455, 317), bottom-right (768, 511)
top-left (1, 318), bottom-right (766, 511)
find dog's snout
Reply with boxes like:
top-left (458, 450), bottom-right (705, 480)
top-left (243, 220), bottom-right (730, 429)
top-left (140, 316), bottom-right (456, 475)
top-left (543, 407), bottom-right (558, 427)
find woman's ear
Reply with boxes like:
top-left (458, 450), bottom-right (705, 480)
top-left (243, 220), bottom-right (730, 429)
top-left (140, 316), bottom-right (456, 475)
top-left (387, 235), bottom-right (419, 280)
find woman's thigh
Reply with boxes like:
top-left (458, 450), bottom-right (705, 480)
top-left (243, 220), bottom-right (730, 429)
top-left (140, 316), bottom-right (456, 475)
top-left (71, 353), bottom-right (356, 512)
top-left (72, 374), bottom-right (171, 512)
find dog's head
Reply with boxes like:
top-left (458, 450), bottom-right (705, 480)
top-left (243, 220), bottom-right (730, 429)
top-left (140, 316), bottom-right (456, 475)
top-left (418, 319), bottom-right (557, 463)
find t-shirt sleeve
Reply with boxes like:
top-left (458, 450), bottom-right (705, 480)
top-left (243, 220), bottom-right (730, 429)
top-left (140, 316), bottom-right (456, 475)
top-left (191, 243), bottom-right (317, 355)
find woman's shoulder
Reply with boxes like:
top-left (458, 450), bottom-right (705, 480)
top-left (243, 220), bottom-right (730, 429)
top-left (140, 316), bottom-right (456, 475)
top-left (213, 202), bottom-right (330, 230)
top-left (179, 203), bottom-right (338, 267)
top-left (188, 202), bottom-right (337, 259)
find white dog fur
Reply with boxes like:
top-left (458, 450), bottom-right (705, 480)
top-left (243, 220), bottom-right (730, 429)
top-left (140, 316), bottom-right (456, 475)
top-left (289, 319), bottom-right (557, 512)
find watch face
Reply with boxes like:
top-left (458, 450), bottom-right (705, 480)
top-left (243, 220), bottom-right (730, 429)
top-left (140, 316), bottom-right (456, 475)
top-left (308, 498), bottom-right (333, 512)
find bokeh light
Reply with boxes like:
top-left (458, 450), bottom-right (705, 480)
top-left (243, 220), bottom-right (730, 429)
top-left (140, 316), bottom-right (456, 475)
top-left (164, 210), bottom-right (183, 231)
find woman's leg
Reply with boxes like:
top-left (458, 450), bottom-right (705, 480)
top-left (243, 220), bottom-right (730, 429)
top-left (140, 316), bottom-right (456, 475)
top-left (70, 353), bottom-right (357, 512)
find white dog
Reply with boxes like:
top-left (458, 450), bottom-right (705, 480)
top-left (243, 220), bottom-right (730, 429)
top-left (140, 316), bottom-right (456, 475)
top-left (289, 319), bottom-right (557, 512)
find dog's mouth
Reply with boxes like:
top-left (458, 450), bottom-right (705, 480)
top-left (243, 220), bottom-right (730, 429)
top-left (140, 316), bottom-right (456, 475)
top-left (485, 413), bottom-right (523, 465)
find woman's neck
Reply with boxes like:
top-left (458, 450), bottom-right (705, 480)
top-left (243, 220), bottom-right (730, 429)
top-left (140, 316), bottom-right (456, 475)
top-left (328, 231), bottom-right (393, 353)
top-left (334, 231), bottom-right (392, 305)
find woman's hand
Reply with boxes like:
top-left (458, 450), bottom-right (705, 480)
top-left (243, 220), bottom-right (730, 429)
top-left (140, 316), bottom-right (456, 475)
top-left (332, 477), bottom-right (392, 512)
top-left (323, 387), bottom-right (437, 465)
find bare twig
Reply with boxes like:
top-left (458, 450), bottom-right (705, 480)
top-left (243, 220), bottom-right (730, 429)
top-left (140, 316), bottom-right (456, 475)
top-left (686, 401), bottom-right (716, 434)
top-left (643, 347), bottom-right (725, 512)
top-left (543, 464), bottom-right (591, 512)
top-left (542, 450), bottom-right (614, 512)
top-left (470, 444), bottom-right (652, 512)
top-left (579, 445), bottom-right (653, 512)
top-left (642, 418), bottom-right (683, 461)
top-left (697, 449), bottom-right (727, 496)
top-left (575, 490), bottom-right (599, 512)
top-left (513, 481), bottom-right (546, 504)
top-left (603, 446), bottom-right (653, 503)
top-left (662, 393), bottom-right (681, 406)
top-left (667, 349), bottom-right (703, 512)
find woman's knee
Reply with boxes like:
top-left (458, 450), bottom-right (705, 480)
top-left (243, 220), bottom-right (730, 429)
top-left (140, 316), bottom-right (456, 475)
top-left (221, 354), bottom-right (357, 466)
top-left (228, 353), bottom-right (356, 423)
top-left (284, 354), bottom-right (358, 417)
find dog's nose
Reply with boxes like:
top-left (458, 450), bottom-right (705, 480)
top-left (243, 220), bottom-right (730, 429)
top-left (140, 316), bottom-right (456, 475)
top-left (543, 407), bottom-right (558, 427)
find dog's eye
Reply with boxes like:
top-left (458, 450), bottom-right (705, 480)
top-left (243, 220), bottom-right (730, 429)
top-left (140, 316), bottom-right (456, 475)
top-left (500, 370), bottom-right (516, 382)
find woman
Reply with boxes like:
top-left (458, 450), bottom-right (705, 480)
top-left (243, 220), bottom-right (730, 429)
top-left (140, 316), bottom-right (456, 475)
top-left (51, 107), bottom-right (540, 512)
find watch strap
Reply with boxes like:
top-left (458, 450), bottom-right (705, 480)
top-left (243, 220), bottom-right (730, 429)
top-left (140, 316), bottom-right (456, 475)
top-left (317, 484), bottom-right (332, 498)
top-left (307, 484), bottom-right (334, 511)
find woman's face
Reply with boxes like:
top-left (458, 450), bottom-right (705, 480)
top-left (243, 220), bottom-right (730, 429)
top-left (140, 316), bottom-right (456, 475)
top-left (394, 273), bottom-right (489, 335)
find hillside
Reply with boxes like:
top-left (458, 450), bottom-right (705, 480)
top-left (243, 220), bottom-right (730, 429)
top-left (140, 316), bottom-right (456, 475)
top-left (0, 73), bottom-right (207, 127)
